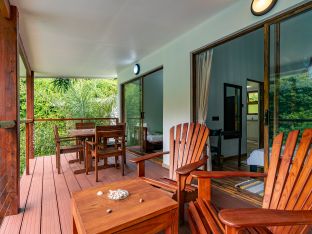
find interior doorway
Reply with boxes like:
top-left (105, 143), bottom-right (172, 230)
top-left (246, 80), bottom-right (264, 160)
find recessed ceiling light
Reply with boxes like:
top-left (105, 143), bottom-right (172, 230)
top-left (251, 0), bottom-right (278, 16)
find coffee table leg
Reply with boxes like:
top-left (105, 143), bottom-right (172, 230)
top-left (73, 216), bottom-right (78, 234)
top-left (165, 209), bottom-right (179, 234)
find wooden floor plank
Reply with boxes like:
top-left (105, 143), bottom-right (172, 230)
top-left (61, 155), bottom-right (81, 194)
top-left (41, 156), bottom-right (61, 234)
top-left (0, 158), bottom-right (37, 234)
top-left (20, 157), bottom-right (44, 234)
top-left (51, 154), bottom-right (72, 234)
top-left (65, 154), bottom-right (92, 190)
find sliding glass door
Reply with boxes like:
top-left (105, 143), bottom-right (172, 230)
top-left (264, 8), bottom-right (312, 169)
top-left (123, 79), bottom-right (144, 152)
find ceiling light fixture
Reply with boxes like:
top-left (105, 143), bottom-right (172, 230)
top-left (251, 0), bottom-right (278, 16)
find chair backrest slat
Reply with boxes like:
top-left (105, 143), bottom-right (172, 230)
top-left (262, 129), bottom-right (312, 234)
top-left (169, 123), bottom-right (209, 181)
top-left (177, 123), bottom-right (189, 169)
top-left (182, 123), bottom-right (195, 166)
top-left (172, 124), bottom-right (182, 180)
top-left (286, 149), bottom-right (312, 211)
top-left (169, 127), bottom-right (175, 180)
top-left (269, 130), bottom-right (299, 209)
top-left (186, 124), bottom-right (201, 165)
top-left (277, 129), bottom-right (312, 210)
top-left (262, 133), bottom-right (283, 209)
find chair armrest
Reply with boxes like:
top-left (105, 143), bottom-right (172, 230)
top-left (191, 171), bottom-right (267, 179)
top-left (176, 156), bottom-right (207, 175)
top-left (129, 151), bottom-right (170, 163)
top-left (219, 208), bottom-right (312, 228)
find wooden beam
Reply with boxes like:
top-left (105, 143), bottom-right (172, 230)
top-left (0, 0), bottom-right (10, 19)
top-left (18, 34), bottom-right (32, 75)
top-left (0, 6), bottom-right (19, 217)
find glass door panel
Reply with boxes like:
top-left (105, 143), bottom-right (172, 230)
top-left (268, 9), bottom-right (312, 145)
top-left (123, 79), bottom-right (144, 153)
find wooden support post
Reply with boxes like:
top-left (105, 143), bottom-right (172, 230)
top-left (26, 71), bottom-right (34, 175)
top-left (0, 6), bottom-right (20, 217)
top-left (0, 0), bottom-right (10, 19)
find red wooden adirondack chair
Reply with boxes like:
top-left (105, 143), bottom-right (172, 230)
top-left (130, 123), bottom-right (210, 221)
top-left (188, 129), bottom-right (312, 233)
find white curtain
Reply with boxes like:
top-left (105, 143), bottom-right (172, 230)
top-left (196, 50), bottom-right (213, 171)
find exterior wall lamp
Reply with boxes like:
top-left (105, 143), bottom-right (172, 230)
top-left (251, 0), bottom-right (278, 16)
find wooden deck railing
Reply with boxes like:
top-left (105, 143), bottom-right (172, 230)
top-left (23, 117), bottom-right (119, 175)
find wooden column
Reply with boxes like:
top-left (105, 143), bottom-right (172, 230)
top-left (25, 71), bottom-right (34, 175)
top-left (0, 6), bottom-right (20, 216)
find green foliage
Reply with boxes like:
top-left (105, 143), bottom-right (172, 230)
top-left (269, 72), bottom-right (312, 143)
top-left (19, 78), bottom-right (117, 174)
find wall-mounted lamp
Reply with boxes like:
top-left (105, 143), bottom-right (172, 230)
top-left (251, 0), bottom-right (278, 16)
top-left (133, 64), bottom-right (140, 75)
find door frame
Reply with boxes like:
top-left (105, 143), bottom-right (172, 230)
top-left (120, 66), bottom-right (163, 152)
top-left (191, 2), bottom-right (312, 172)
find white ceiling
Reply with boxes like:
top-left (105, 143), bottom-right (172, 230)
top-left (12, 0), bottom-right (236, 78)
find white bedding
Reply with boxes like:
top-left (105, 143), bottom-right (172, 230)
top-left (247, 148), bottom-right (265, 167)
top-left (147, 134), bottom-right (163, 143)
top-left (247, 146), bottom-right (298, 167)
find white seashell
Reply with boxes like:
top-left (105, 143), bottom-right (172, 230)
top-left (97, 191), bottom-right (104, 196)
top-left (106, 209), bottom-right (112, 213)
top-left (107, 189), bottom-right (129, 200)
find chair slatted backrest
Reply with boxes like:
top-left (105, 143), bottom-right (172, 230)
top-left (262, 129), bottom-right (312, 233)
top-left (169, 123), bottom-right (209, 181)
top-left (75, 122), bottom-right (95, 129)
top-left (95, 124), bottom-right (126, 146)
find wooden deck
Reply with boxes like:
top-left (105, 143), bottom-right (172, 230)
top-left (0, 153), bottom-right (260, 234)
top-left (0, 153), bottom-right (168, 234)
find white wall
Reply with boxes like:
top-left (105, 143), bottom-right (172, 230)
top-left (207, 28), bottom-right (263, 157)
top-left (143, 70), bottom-right (163, 133)
top-left (118, 0), bottom-right (307, 166)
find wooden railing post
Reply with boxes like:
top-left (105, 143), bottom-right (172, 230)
top-left (0, 6), bottom-right (19, 217)
top-left (26, 71), bottom-right (34, 175)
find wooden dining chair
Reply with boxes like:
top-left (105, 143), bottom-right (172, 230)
top-left (85, 124), bottom-right (126, 182)
top-left (188, 129), bottom-right (312, 234)
top-left (130, 123), bottom-right (209, 222)
top-left (53, 125), bottom-right (84, 174)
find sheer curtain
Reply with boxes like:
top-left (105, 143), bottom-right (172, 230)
top-left (196, 50), bottom-right (213, 170)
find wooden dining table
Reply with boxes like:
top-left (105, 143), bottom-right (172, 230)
top-left (68, 128), bottom-right (122, 175)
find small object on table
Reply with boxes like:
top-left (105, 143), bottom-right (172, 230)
top-left (106, 209), bottom-right (112, 214)
top-left (96, 191), bottom-right (104, 196)
top-left (108, 189), bottom-right (129, 200)
top-left (139, 198), bottom-right (144, 203)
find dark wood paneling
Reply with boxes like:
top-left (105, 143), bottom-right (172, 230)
top-left (0, 6), bottom-right (19, 217)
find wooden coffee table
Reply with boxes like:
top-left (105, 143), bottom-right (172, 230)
top-left (72, 179), bottom-right (178, 234)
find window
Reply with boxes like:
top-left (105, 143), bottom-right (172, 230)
top-left (247, 91), bottom-right (259, 115)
